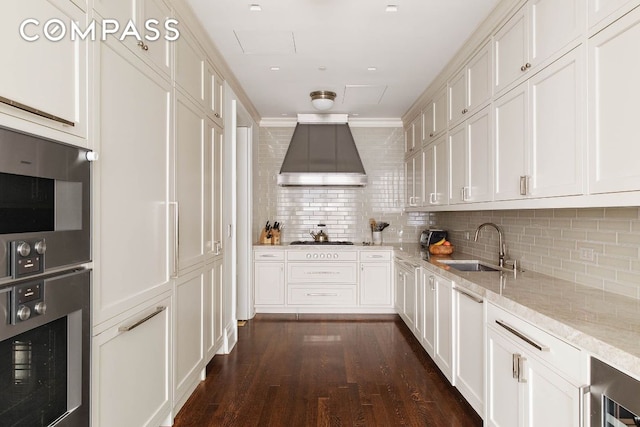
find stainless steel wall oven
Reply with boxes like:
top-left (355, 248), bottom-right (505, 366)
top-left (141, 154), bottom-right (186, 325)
top-left (591, 357), bottom-right (640, 427)
top-left (0, 269), bottom-right (90, 426)
top-left (0, 126), bottom-right (92, 426)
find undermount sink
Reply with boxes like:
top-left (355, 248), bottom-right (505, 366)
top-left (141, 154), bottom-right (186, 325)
top-left (437, 260), bottom-right (500, 272)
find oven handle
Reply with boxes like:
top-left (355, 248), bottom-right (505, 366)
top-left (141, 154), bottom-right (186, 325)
top-left (579, 385), bottom-right (590, 427)
top-left (118, 306), bottom-right (167, 332)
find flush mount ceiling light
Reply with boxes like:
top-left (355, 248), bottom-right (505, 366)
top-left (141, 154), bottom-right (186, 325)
top-left (310, 91), bottom-right (336, 111)
top-left (385, 4), bottom-right (399, 12)
top-left (249, 4), bottom-right (262, 11)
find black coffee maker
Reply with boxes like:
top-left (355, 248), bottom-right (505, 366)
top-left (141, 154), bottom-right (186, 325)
top-left (420, 229), bottom-right (448, 248)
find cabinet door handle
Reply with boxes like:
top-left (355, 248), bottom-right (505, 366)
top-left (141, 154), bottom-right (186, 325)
top-left (496, 320), bottom-right (550, 352)
top-left (512, 353), bottom-right (520, 379)
top-left (429, 132), bottom-right (434, 137)
top-left (519, 176), bottom-right (529, 196)
top-left (118, 306), bottom-right (167, 332)
top-left (429, 276), bottom-right (435, 291)
top-left (0, 95), bottom-right (75, 127)
top-left (453, 287), bottom-right (483, 303)
top-left (517, 355), bottom-right (527, 383)
top-left (170, 202), bottom-right (179, 278)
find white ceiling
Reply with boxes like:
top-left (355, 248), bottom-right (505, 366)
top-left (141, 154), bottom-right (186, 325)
top-left (185, 0), bottom-right (501, 121)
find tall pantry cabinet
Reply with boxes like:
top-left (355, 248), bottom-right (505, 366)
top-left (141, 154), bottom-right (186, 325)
top-left (90, 1), bottom-right (227, 426)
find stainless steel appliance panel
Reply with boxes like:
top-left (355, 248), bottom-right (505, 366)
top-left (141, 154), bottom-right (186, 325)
top-left (591, 357), bottom-right (640, 427)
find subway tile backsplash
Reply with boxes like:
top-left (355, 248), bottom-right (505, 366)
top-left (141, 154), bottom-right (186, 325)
top-left (435, 208), bottom-right (640, 299)
top-left (254, 126), bottom-right (640, 300)
top-left (254, 126), bottom-right (431, 245)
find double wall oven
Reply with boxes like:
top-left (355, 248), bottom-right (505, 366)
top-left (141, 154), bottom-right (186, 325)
top-left (0, 126), bottom-right (92, 426)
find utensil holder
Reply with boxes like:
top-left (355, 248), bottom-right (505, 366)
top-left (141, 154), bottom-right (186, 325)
top-left (372, 231), bottom-right (382, 245)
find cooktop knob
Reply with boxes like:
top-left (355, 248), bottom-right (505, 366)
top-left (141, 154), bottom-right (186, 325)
top-left (34, 240), bottom-right (47, 255)
top-left (306, 253), bottom-right (312, 259)
top-left (320, 253), bottom-right (325, 258)
top-left (333, 253), bottom-right (339, 258)
top-left (17, 305), bottom-right (31, 321)
top-left (34, 302), bottom-right (47, 315)
top-left (313, 253), bottom-right (319, 259)
top-left (17, 242), bottom-right (31, 257)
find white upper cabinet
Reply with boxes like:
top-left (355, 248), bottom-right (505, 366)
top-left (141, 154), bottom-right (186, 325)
top-left (0, 0), bottom-right (87, 140)
top-left (175, 27), bottom-right (206, 106)
top-left (494, 0), bottom-right (584, 94)
top-left (93, 0), bottom-right (172, 77)
top-left (495, 48), bottom-right (583, 201)
top-left (207, 62), bottom-right (225, 126)
top-left (494, 5), bottom-right (528, 94)
top-left (424, 87), bottom-right (447, 144)
top-left (448, 43), bottom-right (492, 126)
top-left (588, 7), bottom-right (640, 194)
top-left (405, 149), bottom-right (424, 207)
top-left (495, 82), bottom-right (528, 201)
top-left (424, 135), bottom-right (449, 206)
top-left (528, 48), bottom-right (583, 198)
top-left (449, 106), bottom-right (493, 204)
top-left (588, 0), bottom-right (640, 30)
top-left (404, 113), bottom-right (422, 156)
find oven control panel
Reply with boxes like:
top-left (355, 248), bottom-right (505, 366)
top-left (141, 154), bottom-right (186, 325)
top-left (11, 281), bottom-right (46, 324)
top-left (10, 239), bottom-right (46, 279)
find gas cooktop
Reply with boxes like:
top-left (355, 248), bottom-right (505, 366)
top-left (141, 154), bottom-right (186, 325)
top-left (289, 241), bottom-right (354, 245)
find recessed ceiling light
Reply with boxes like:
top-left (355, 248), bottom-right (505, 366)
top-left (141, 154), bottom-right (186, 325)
top-left (367, 67), bottom-right (377, 71)
top-left (249, 4), bottom-right (262, 11)
top-left (281, 113), bottom-right (288, 116)
top-left (385, 5), bottom-right (398, 12)
top-left (270, 66), bottom-right (280, 71)
top-left (318, 66), bottom-right (327, 71)
top-left (351, 113), bottom-right (360, 116)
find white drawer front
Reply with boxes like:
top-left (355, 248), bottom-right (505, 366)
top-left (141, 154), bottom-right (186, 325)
top-left (486, 303), bottom-right (582, 383)
top-left (288, 263), bottom-right (357, 284)
top-left (254, 250), bottom-right (285, 261)
top-left (359, 250), bottom-right (392, 261)
top-left (288, 285), bottom-right (357, 305)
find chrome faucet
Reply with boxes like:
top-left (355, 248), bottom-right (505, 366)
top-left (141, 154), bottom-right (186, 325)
top-left (474, 222), bottom-right (506, 267)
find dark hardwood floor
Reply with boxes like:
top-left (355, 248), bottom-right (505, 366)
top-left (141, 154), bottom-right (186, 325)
top-left (172, 314), bottom-right (482, 426)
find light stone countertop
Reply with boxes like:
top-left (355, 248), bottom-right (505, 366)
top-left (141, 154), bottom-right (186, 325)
top-left (390, 243), bottom-right (640, 380)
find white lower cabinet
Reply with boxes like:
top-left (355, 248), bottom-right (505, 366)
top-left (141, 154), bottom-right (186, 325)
top-left (486, 303), bottom-right (586, 427)
top-left (360, 251), bottom-right (393, 306)
top-left (92, 294), bottom-right (172, 427)
top-left (417, 270), bottom-right (453, 382)
top-left (453, 286), bottom-right (485, 417)
top-left (254, 249), bottom-right (285, 306)
top-left (174, 270), bottom-right (206, 412)
top-left (205, 257), bottom-right (224, 360)
top-left (395, 258), bottom-right (418, 331)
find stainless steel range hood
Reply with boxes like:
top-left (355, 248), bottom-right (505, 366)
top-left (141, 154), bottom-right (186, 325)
top-left (277, 114), bottom-right (367, 186)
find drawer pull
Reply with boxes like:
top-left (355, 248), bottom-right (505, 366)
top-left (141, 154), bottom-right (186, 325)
top-left (260, 254), bottom-right (277, 258)
top-left (367, 255), bottom-right (384, 258)
top-left (0, 95), bottom-right (75, 127)
top-left (495, 319), bottom-right (550, 352)
top-left (305, 293), bottom-right (338, 297)
top-left (119, 306), bottom-right (166, 332)
top-left (453, 287), bottom-right (483, 303)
